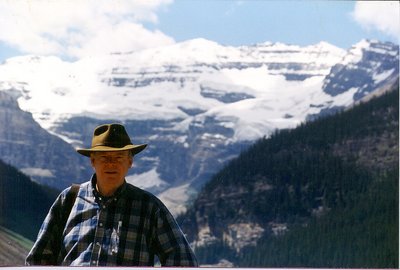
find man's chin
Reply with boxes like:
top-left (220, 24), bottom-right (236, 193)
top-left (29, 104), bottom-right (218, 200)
top-left (103, 174), bottom-right (123, 182)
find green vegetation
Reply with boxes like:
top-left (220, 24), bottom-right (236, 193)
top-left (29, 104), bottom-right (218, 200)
top-left (0, 160), bottom-right (58, 240)
top-left (239, 169), bottom-right (398, 268)
top-left (0, 226), bottom-right (33, 251)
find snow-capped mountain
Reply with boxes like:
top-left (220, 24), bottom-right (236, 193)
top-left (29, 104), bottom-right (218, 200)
top-left (0, 38), bottom-right (398, 215)
top-left (1, 39), bottom-right (346, 134)
top-left (323, 40), bottom-right (399, 99)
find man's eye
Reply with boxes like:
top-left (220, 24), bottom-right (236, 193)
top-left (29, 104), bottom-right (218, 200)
top-left (98, 156), bottom-right (126, 163)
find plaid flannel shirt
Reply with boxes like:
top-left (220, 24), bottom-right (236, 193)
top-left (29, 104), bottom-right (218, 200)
top-left (26, 175), bottom-right (198, 266)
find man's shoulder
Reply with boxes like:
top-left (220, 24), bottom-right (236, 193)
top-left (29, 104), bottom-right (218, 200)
top-left (124, 183), bottom-right (164, 206)
top-left (125, 182), bottom-right (155, 197)
top-left (63, 181), bottom-right (90, 192)
top-left (58, 181), bottom-right (90, 200)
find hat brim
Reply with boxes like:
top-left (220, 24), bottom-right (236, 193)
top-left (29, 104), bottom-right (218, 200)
top-left (77, 144), bottom-right (147, 157)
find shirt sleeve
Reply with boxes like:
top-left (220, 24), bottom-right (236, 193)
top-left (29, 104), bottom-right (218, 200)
top-left (153, 205), bottom-right (198, 267)
top-left (25, 191), bottom-right (66, 265)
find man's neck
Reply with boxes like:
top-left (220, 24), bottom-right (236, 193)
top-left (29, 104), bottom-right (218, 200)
top-left (96, 183), bottom-right (118, 197)
top-left (95, 178), bottom-right (125, 197)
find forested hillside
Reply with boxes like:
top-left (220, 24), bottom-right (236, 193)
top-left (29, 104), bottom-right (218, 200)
top-left (239, 169), bottom-right (398, 267)
top-left (0, 159), bottom-right (58, 240)
top-left (180, 82), bottom-right (399, 268)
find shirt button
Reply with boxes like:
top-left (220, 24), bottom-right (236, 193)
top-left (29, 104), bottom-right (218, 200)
top-left (99, 222), bottom-right (103, 227)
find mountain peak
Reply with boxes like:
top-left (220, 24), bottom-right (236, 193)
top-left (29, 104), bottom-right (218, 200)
top-left (308, 41), bottom-right (343, 53)
top-left (180, 38), bottom-right (223, 48)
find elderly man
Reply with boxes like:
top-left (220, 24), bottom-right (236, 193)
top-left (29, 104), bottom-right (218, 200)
top-left (26, 123), bottom-right (198, 266)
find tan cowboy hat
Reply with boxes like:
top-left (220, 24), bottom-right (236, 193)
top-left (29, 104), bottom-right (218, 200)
top-left (77, 123), bottom-right (147, 157)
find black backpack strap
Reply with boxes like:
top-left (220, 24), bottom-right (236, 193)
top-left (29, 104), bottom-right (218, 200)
top-left (55, 184), bottom-right (80, 264)
top-left (61, 184), bottom-right (80, 227)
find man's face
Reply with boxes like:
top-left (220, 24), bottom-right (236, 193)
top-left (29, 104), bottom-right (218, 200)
top-left (90, 150), bottom-right (133, 187)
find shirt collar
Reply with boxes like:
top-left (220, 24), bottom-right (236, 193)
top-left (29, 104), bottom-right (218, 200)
top-left (90, 174), bottom-right (127, 201)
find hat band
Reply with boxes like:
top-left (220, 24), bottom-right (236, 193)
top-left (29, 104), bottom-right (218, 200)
top-left (92, 142), bottom-right (132, 148)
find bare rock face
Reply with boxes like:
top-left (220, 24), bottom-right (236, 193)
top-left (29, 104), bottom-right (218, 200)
top-left (0, 91), bottom-right (91, 189)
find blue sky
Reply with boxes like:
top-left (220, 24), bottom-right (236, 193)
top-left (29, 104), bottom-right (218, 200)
top-left (153, 1), bottom-right (395, 49)
top-left (0, 0), bottom-right (398, 62)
